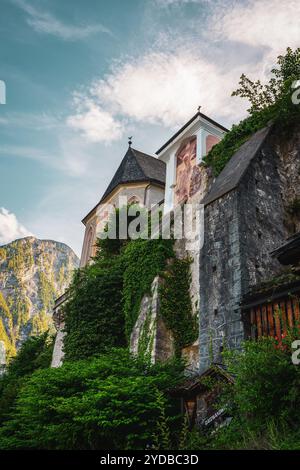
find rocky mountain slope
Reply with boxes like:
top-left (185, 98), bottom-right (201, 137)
top-left (0, 237), bottom-right (79, 359)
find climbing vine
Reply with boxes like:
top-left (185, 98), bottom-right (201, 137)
top-left (63, 254), bottom-right (126, 361)
top-left (159, 258), bottom-right (198, 355)
top-left (63, 204), bottom-right (197, 361)
top-left (122, 238), bottom-right (174, 340)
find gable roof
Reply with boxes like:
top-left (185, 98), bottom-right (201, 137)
top-left (156, 111), bottom-right (229, 155)
top-left (201, 124), bottom-right (273, 207)
top-left (100, 146), bottom-right (166, 203)
top-left (82, 146), bottom-right (166, 224)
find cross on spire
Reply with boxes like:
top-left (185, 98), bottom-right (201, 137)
top-left (128, 136), bottom-right (133, 147)
top-left (197, 105), bottom-right (202, 113)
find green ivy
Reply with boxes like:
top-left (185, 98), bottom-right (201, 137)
top-left (122, 238), bottom-right (174, 340)
top-left (63, 205), bottom-right (197, 361)
top-left (63, 255), bottom-right (126, 361)
top-left (159, 258), bottom-right (198, 355)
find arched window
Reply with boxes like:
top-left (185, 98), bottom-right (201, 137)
top-left (128, 196), bottom-right (140, 206)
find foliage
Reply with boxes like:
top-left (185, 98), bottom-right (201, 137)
top-left (152, 389), bottom-right (172, 450)
top-left (0, 333), bottom-right (54, 425)
top-left (159, 258), bottom-right (198, 354)
top-left (122, 239), bottom-right (174, 339)
top-left (0, 349), bottom-right (184, 450)
top-left (204, 48), bottom-right (300, 175)
top-left (96, 204), bottom-right (149, 257)
top-left (204, 107), bottom-right (275, 175)
top-left (223, 332), bottom-right (300, 426)
top-left (183, 330), bottom-right (300, 450)
top-left (63, 202), bottom-right (198, 363)
top-left (232, 47), bottom-right (300, 113)
top-left (63, 255), bottom-right (126, 361)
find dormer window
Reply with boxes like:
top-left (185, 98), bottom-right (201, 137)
top-left (156, 110), bottom-right (227, 213)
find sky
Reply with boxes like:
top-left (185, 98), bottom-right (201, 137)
top-left (0, 0), bottom-right (299, 256)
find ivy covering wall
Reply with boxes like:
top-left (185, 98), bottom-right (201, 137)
top-left (62, 206), bottom-right (198, 361)
top-left (160, 258), bottom-right (198, 355)
top-left (122, 239), bottom-right (174, 340)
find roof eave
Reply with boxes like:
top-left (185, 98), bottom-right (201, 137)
top-left (81, 179), bottom-right (165, 225)
top-left (156, 111), bottom-right (229, 156)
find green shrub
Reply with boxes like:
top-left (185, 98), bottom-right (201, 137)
top-left (0, 349), bottom-right (184, 450)
top-left (0, 333), bottom-right (53, 424)
top-left (185, 331), bottom-right (300, 450)
top-left (63, 255), bottom-right (126, 361)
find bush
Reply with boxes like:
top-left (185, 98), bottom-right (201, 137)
top-left (0, 349), bottom-right (184, 450)
top-left (185, 332), bottom-right (300, 450)
top-left (63, 255), bottom-right (126, 361)
top-left (0, 333), bottom-right (53, 424)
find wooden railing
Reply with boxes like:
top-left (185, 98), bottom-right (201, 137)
top-left (242, 282), bottom-right (300, 341)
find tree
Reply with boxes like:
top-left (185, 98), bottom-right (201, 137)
top-left (232, 47), bottom-right (300, 114)
top-left (205, 48), bottom-right (300, 176)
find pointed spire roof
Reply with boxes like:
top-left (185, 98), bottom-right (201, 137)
top-left (99, 146), bottom-right (166, 204)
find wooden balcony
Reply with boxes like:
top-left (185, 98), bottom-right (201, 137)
top-left (242, 279), bottom-right (300, 341)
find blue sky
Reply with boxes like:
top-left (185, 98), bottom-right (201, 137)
top-left (0, 0), bottom-right (299, 256)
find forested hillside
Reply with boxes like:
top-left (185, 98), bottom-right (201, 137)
top-left (0, 237), bottom-right (79, 359)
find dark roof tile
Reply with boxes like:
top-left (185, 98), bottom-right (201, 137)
top-left (201, 125), bottom-right (273, 206)
top-left (100, 147), bottom-right (166, 203)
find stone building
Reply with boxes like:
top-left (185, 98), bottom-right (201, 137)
top-left (51, 110), bottom-right (300, 376)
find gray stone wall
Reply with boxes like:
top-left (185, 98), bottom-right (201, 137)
top-left (238, 143), bottom-right (286, 290)
top-left (199, 140), bottom-right (287, 371)
top-left (200, 190), bottom-right (242, 371)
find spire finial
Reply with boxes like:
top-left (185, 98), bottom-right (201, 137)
top-left (197, 105), bottom-right (202, 113)
top-left (128, 136), bottom-right (133, 147)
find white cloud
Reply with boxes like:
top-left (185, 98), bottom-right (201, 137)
top-left (66, 0), bottom-right (300, 142)
top-left (96, 52), bottom-right (241, 125)
top-left (67, 97), bottom-right (124, 144)
top-left (0, 208), bottom-right (34, 245)
top-left (67, 50), bottom-right (247, 141)
top-left (13, 0), bottom-right (111, 40)
top-left (213, 0), bottom-right (300, 55)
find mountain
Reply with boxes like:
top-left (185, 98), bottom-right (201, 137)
top-left (0, 237), bottom-right (79, 359)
